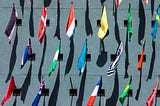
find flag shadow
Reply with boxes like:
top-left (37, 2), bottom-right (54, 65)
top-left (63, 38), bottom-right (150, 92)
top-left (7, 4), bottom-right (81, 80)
top-left (6, 27), bottom-right (18, 83)
top-left (29, 1), bottom-right (34, 37)
top-left (65, 40), bottom-right (74, 75)
top-left (20, 63), bottom-right (32, 103)
top-left (135, 71), bottom-right (142, 101)
top-left (12, 96), bottom-right (17, 106)
top-left (19, 0), bottom-right (24, 17)
top-left (38, 36), bottom-right (47, 83)
top-left (43, 96), bottom-right (45, 106)
top-left (127, 96), bottom-right (129, 106)
top-left (106, 70), bottom-right (119, 106)
top-left (151, 0), bottom-right (154, 17)
top-left (44, 0), bottom-right (52, 7)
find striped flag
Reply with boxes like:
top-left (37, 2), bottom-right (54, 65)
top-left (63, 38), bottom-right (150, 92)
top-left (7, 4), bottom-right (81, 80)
top-left (38, 7), bottom-right (47, 44)
top-left (98, 5), bottom-right (109, 39)
top-left (138, 41), bottom-right (145, 71)
top-left (144, 0), bottom-right (148, 4)
top-left (20, 38), bottom-right (32, 69)
top-left (107, 42), bottom-right (123, 76)
top-left (4, 3), bottom-right (18, 44)
top-left (77, 40), bottom-right (87, 75)
top-left (48, 41), bottom-right (61, 76)
top-left (116, 0), bottom-right (123, 8)
top-left (32, 80), bottom-right (45, 106)
top-left (1, 76), bottom-right (16, 105)
top-left (128, 3), bottom-right (133, 41)
top-left (66, 2), bottom-right (75, 40)
top-left (146, 76), bottom-right (159, 106)
top-left (87, 76), bottom-right (102, 106)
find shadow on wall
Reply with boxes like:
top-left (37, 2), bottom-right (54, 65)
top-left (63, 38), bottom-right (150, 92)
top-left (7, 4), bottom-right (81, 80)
top-left (44, 0), bottom-right (52, 7)
top-left (135, 71), bottom-right (142, 101)
top-left (151, 0), bottom-right (154, 17)
top-left (29, 1), bottom-right (34, 37)
top-left (19, 0), bottom-right (24, 17)
top-left (13, 96), bottom-right (17, 106)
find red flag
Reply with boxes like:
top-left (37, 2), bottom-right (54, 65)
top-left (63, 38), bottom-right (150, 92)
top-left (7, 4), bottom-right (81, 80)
top-left (138, 41), bottom-right (145, 71)
top-left (1, 76), bottom-right (16, 105)
top-left (38, 7), bottom-right (47, 44)
top-left (146, 77), bottom-right (159, 106)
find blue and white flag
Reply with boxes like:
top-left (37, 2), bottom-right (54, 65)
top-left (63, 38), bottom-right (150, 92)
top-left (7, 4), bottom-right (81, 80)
top-left (107, 42), bottom-right (123, 76)
top-left (32, 80), bottom-right (45, 106)
top-left (77, 40), bottom-right (87, 75)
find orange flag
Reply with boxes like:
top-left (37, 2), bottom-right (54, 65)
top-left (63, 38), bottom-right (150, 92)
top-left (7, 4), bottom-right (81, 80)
top-left (138, 41), bottom-right (145, 71)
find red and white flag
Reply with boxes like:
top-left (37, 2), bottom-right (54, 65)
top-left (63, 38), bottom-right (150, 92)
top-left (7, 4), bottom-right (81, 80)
top-left (144, 0), bottom-right (148, 4)
top-left (38, 7), bottom-right (47, 44)
top-left (116, 0), bottom-right (123, 8)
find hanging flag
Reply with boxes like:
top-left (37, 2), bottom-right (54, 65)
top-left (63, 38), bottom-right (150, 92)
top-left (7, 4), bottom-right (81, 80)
top-left (143, 0), bottom-right (148, 4)
top-left (119, 76), bottom-right (132, 104)
top-left (20, 38), bottom-right (32, 69)
top-left (4, 3), bottom-right (18, 44)
top-left (107, 42), bottom-right (123, 76)
top-left (87, 76), bottom-right (102, 106)
top-left (66, 2), bottom-right (75, 40)
top-left (32, 80), bottom-right (45, 106)
top-left (116, 0), bottom-right (123, 8)
top-left (151, 6), bottom-right (160, 40)
top-left (98, 5), bottom-right (109, 39)
top-left (77, 40), bottom-right (87, 75)
top-left (48, 41), bottom-right (61, 76)
top-left (38, 7), bottom-right (47, 44)
top-left (146, 76), bottom-right (159, 106)
top-left (1, 76), bottom-right (16, 105)
top-left (128, 3), bottom-right (133, 41)
top-left (138, 41), bottom-right (145, 71)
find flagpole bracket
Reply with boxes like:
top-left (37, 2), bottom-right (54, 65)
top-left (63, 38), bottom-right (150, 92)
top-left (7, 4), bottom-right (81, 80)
top-left (151, 20), bottom-right (155, 27)
top-left (28, 53), bottom-right (36, 61)
top-left (127, 89), bottom-right (133, 97)
top-left (58, 53), bottom-right (63, 61)
top-left (97, 89), bottom-right (105, 96)
top-left (42, 88), bottom-right (49, 96)
top-left (157, 90), bottom-right (160, 97)
top-left (13, 89), bottom-right (21, 96)
top-left (16, 19), bottom-right (22, 26)
top-left (110, 54), bottom-right (117, 61)
top-left (46, 19), bottom-right (50, 27)
top-left (86, 54), bottom-right (91, 62)
top-left (97, 20), bottom-right (100, 27)
top-left (69, 89), bottom-right (77, 96)
top-left (138, 54), bottom-right (146, 62)
top-left (124, 20), bottom-right (132, 27)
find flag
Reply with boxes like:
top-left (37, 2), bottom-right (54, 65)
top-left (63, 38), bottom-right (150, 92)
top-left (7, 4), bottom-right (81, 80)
top-left (128, 3), bottom-right (133, 41)
top-left (87, 76), bottom-right (102, 106)
top-left (77, 40), bottom-right (87, 75)
top-left (4, 3), bottom-right (18, 44)
top-left (146, 76), bottom-right (159, 106)
top-left (1, 76), bottom-right (16, 105)
top-left (48, 41), bottom-right (61, 76)
top-left (98, 5), bottom-right (109, 39)
top-left (66, 2), bottom-right (75, 40)
top-left (138, 41), bottom-right (145, 71)
top-left (38, 7), bottom-right (47, 44)
top-left (119, 76), bottom-right (132, 104)
top-left (107, 42), bottom-right (123, 76)
top-left (151, 6), bottom-right (160, 40)
top-left (20, 38), bottom-right (32, 69)
top-left (116, 0), bottom-right (123, 8)
top-left (144, 0), bottom-right (148, 4)
top-left (32, 80), bottom-right (45, 106)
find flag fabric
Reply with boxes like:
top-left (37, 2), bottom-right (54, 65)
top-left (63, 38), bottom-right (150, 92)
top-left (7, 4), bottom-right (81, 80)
top-left (107, 42), bottom-right (123, 76)
top-left (48, 41), bottom-right (61, 76)
top-left (146, 77), bottom-right (159, 106)
top-left (1, 76), bottom-right (16, 105)
top-left (119, 76), bottom-right (132, 104)
top-left (87, 76), bottom-right (102, 106)
top-left (144, 0), bottom-right (148, 4)
top-left (151, 6), bottom-right (160, 40)
top-left (66, 2), bottom-right (75, 40)
top-left (128, 3), bottom-right (133, 41)
top-left (138, 41), bottom-right (145, 71)
top-left (116, 0), bottom-right (123, 8)
top-left (20, 38), bottom-right (32, 69)
top-left (77, 40), bottom-right (87, 75)
top-left (32, 80), bottom-right (45, 106)
top-left (38, 7), bottom-right (47, 44)
top-left (98, 5), bottom-right (109, 39)
top-left (4, 3), bottom-right (18, 44)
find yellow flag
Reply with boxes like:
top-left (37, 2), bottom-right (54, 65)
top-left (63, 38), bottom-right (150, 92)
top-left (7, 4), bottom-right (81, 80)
top-left (98, 5), bottom-right (108, 39)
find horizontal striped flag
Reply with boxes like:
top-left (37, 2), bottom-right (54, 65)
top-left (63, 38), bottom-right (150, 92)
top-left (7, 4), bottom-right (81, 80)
top-left (116, 0), bottom-right (123, 8)
top-left (107, 42), bottom-right (123, 76)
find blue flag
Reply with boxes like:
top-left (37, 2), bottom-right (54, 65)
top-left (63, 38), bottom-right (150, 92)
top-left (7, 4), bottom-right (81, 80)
top-left (32, 80), bottom-right (45, 106)
top-left (77, 40), bottom-right (87, 75)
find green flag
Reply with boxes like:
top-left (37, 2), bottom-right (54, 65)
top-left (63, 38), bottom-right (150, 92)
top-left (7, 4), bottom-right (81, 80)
top-left (119, 76), bottom-right (132, 104)
top-left (128, 3), bottom-right (133, 41)
top-left (48, 41), bottom-right (61, 76)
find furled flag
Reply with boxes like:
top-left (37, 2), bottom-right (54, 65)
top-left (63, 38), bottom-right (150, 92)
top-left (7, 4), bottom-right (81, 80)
top-left (144, 0), bottom-right (148, 4)
top-left (1, 76), bottom-right (16, 105)
top-left (107, 42), bottom-right (123, 76)
top-left (98, 5), bottom-right (109, 39)
top-left (138, 41), bottom-right (145, 71)
top-left (116, 0), bottom-right (123, 8)
top-left (146, 76), bottom-right (159, 106)
top-left (128, 3), bottom-right (133, 41)
top-left (20, 38), bottom-right (32, 69)
top-left (48, 41), bottom-right (61, 76)
top-left (119, 76), bottom-right (132, 104)
top-left (77, 40), bottom-right (87, 75)
top-left (32, 80), bottom-right (45, 106)
top-left (4, 3), bottom-right (18, 44)
top-left (87, 76), bottom-right (102, 106)
top-left (38, 7), bottom-right (47, 44)
top-left (151, 6), bottom-right (160, 40)
top-left (66, 2), bottom-right (75, 40)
